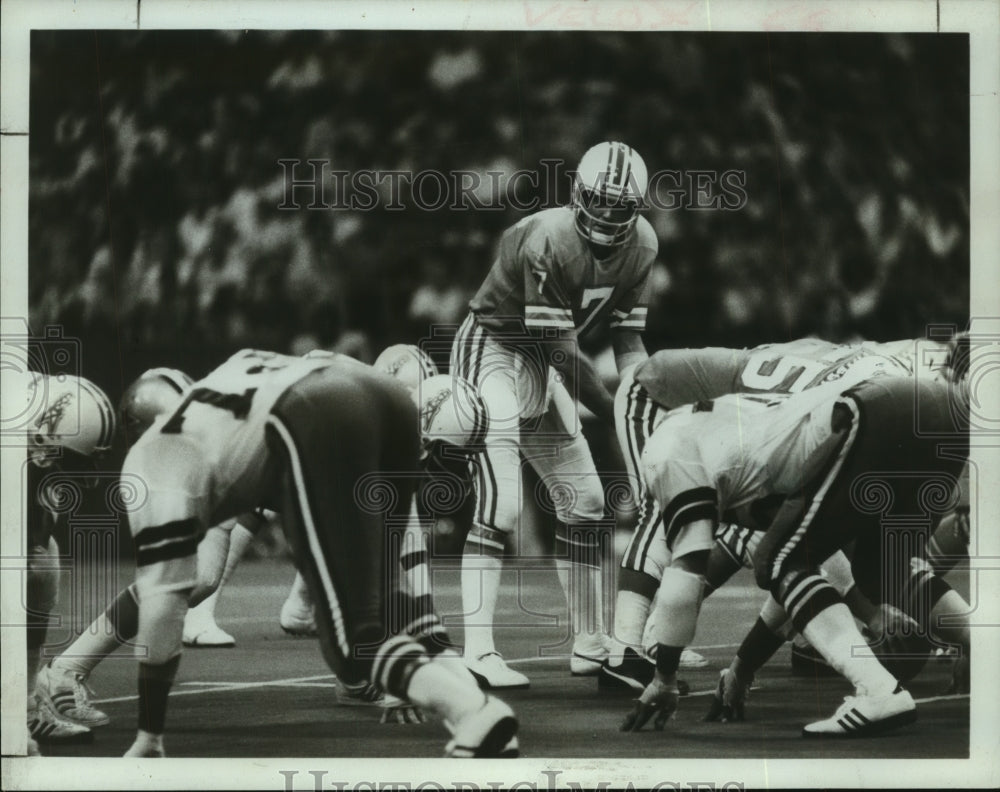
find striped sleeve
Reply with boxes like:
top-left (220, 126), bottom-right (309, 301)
top-left (609, 270), bottom-right (652, 331)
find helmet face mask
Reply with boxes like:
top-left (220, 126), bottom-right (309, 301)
top-left (571, 141), bottom-right (648, 250)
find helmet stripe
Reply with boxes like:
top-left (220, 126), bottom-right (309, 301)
top-left (622, 144), bottom-right (633, 195)
top-left (612, 142), bottom-right (626, 190)
top-left (79, 378), bottom-right (114, 450)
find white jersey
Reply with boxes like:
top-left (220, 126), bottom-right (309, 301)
top-left (642, 365), bottom-right (882, 539)
top-left (124, 350), bottom-right (343, 533)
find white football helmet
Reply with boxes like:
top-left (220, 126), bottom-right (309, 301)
top-left (571, 141), bottom-right (648, 249)
top-left (119, 367), bottom-right (193, 446)
top-left (374, 344), bottom-right (439, 391)
top-left (27, 373), bottom-right (116, 467)
top-left (412, 374), bottom-right (488, 451)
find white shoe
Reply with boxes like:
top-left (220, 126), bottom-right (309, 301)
top-left (182, 617), bottom-right (236, 648)
top-left (28, 696), bottom-right (93, 743)
top-left (465, 652), bottom-right (530, 689)
top-left (280, 597), bottom-right (318, 637)
top-left (679, 648), bottom-right (709, 669)
top-left (35, 663), bottom-right (109, 728)
top-left (570, 635), bottom-right (609, 676)
top-left (124, 738), bottom-right (165, 757)
top-left (802, 685), bottom-right (916, 738)
top-left (445, 695), bottom-right (519, 758)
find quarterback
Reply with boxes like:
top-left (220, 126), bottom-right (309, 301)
top-left (450, 141), bottom-right (656, 687)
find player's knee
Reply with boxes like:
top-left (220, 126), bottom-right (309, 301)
top-left (546, 477), bottom-right (604, 524)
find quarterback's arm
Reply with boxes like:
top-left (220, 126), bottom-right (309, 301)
top-left (611, 327), bottom-right (648, 377)
top-left (548, 334), bottom-right (615, 422)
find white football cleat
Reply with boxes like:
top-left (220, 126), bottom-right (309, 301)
top-left (570, 634), bottom-right (609, 676)
top-left (124, 739), bottom-right (166, 757)
top-left (679, 648), bottom-right (709, 669)
top-left (182, 621), bottom-right (236, 648)
top-left (28, 696), bottom-right (93, 743)
top-left (445, 695), bottom-right (519, 758)
top-left (280, 597), bottom-right (318, 637)
top-left (465, 652), bottom-right (529, 690)
top-left (802, 685), bottom-right (917, 738)
top-left (35, 663), bottom-right (110, 728)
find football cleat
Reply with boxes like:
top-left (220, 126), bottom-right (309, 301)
top-left (570, 634), bottom-right (609, 676)
top-left (571, 141), bottom-right (648, 249)
top-left (445, 695), bottom-right (519, 758)
top-left (802, 685), bottom-right (917, 738)
top-left (123, 735), bottom-right (166, 757)
top-left (280, 597), bottom-right (318, 637)
top-left (35, 663), bottom-right (109, 728)
top-left (465, 652), bottom-right (530, 690)
top-left (679, 648), bottom-right (709, 669)
top-left (28, 695), bottom-right (93, 743)
top-left (182, 621), bottom-right (236, 648)
top-left (598, 646), bottom-right (655, 692)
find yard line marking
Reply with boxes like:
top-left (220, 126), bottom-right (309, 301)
top-left (914, 692), bottom-right (969, 704)
top-left (93, 673), bottom-right (335, 704)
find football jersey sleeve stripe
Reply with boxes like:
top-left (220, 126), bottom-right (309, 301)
top-left (525, 305), bottom-right (574, 318)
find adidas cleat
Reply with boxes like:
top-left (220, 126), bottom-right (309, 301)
top-left (183, 621), bottom-right (236, 648)
top-left (28, 697), bottom-right (93, 744)
top-left (445, 696), bottom-right (519, 758)
top-left (802, 685), bottom-right (917, 738)
top-left (35, 664), bottom-right (109, 728)
top-left (598, 647), bottom-right (654, 692)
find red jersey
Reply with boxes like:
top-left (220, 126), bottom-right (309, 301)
top-left (469, 207), bottom-right (656, 339)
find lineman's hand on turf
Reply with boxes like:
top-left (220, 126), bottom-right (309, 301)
top-left (620, 675), bottom-right (679, 732)
top-left (704, 667), bottom-right (751, 723)
top-left (379, 694), bottom-right (426, 725)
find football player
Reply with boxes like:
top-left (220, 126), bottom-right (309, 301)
top-left (34, 369), bottom-right (266, 728)
top-left (620, 370), bottom-right (967, 737)
top-left (606, 338), bottom-right (917, 690)
top-left (450, 141), bottom-right (656, 687)
top-left (118, 350), bottom-right (516, 758)
top-left (15, 372), bottom-right (117, 751)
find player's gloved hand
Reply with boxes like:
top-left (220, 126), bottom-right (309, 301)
top-left (379, 694), bottom-right (426, 725)
top-left (704, 667), bottom-right (752, 723)
top-left (620, 674), bottom-right (679, 732)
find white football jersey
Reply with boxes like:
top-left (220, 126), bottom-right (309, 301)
top-left (123, 350), bottom-right (342, 532)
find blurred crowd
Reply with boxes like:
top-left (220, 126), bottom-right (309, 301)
top-left (29, 30), bottom-right (968, 394)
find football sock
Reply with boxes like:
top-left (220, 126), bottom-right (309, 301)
top-left (52, 583), bottom-right (140, 678)
top-left (800, 603), bottom-right (897, 697)
top-left (187, 522), bottom-right (254, 621)
top-left (732, 617), bottom-right (786, 679)
top-left (610, 590), bottom-right (652, 652)
top-left (645, 567), bottom-right (704, 650)
top-left (555, 521), bottom-right (606, 644)
top-left (137, 654), bottom-right (181, 735)
top-left (461, 525), bottom-right (505, 659)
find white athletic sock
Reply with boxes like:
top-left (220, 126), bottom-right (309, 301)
top-left (801, 604), bottom-right (897, 697)
top-left (461, 554), bottom-right (501, 660)
top-left (554, 560), bottom-right (605, 647)
top-left (52, 615), bottom-right (124, 678)
top-left (612, 590), bottom-right (652, 651)
top-left (930, 590), bottom-right (970, 649)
